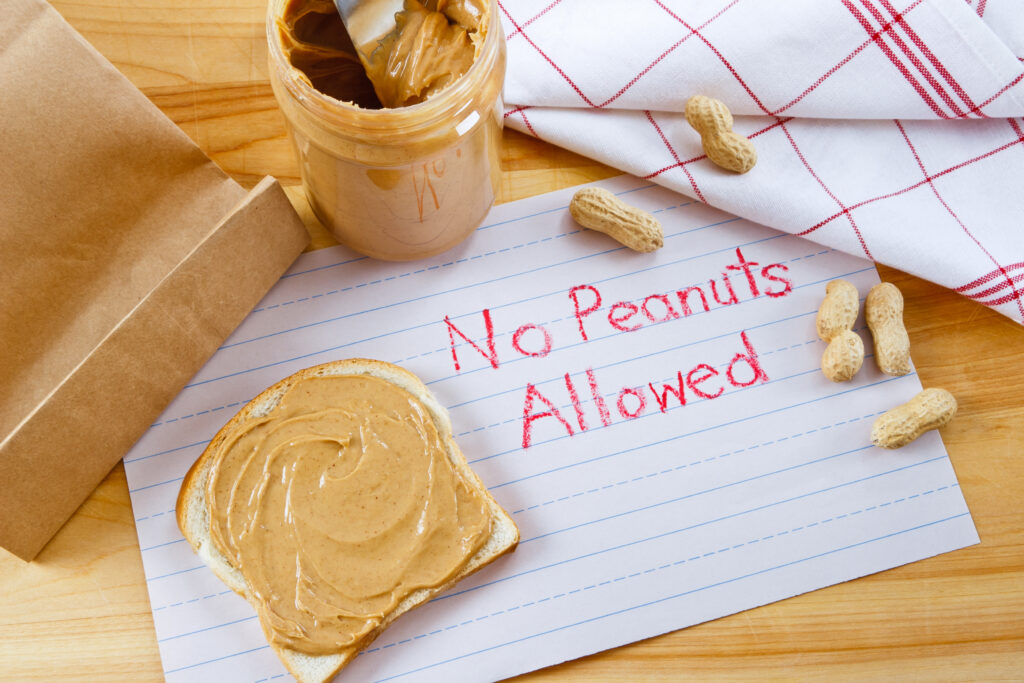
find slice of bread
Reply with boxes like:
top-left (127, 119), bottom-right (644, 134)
top-left (176, 359), bottom-right (519, 683)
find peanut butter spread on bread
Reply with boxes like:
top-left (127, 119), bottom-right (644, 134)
top-left (205, 374), bottom-right (492, 655)
top-left (277, 0), bottom-right (487, 108)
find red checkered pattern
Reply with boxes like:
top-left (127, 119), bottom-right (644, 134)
top-left (499, 0), bottom-right (1024, 323)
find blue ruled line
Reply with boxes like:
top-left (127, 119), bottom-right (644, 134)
top-left (130, 476), bottom-right (185, 494)
top-left (279, 255), bottom-right (367, 279)
top-left (164, 645), bottom-right (270, 675)
top-left (124, 439), bottom-right (210, 464)
top-left (147, 565), bottom-right (205, 582)
top-left (140, 538), bottom-right (186, 552)
top-left (158, 615), bottom-right (258, 643)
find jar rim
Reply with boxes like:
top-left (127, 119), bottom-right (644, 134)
top-left (266, 0), bottom-right (503, 136)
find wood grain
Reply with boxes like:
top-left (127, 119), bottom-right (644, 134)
top-left (2, 1), bottom-right (1022, 680)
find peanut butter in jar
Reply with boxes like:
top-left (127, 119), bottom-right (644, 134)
top-left (268, 0), bottom-right (506, 261)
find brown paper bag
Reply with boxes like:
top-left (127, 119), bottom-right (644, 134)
top-left (0, 0), bottom-right (310, 560)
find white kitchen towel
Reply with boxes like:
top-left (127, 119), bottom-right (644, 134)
top-left (498, 0), bottom-right (1024, 323)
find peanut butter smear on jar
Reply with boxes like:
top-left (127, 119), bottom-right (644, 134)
top-left (278, 0), bottom-right (487, 108)
top-left (205, 375), bottom-right (492, 655)
top-left (277, 0), bottom-right (383, 107)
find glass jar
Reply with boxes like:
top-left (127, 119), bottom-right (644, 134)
top-left (267, 0), bottom-right (506, 261)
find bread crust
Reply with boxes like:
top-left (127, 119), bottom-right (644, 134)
top-left (176, 359), bottom-right (519, 683)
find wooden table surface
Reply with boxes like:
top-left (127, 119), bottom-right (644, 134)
top-left (2, 2), bottom-right (1022, 680)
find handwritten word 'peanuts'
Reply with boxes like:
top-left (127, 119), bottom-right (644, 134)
top-left (571, 247), bottom-right (791, 341)
top-left (520, 330), bottom-right (768, 448)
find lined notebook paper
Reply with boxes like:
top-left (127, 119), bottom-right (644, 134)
top-left (124, 176), bottom-right (978, 682)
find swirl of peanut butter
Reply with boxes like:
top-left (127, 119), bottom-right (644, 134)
top-left (277, 0), bottom-right (487, 108)
top-left (363, 0), bottom-right (484, 107)
top-left (206, 374), bottom-right (492, 655)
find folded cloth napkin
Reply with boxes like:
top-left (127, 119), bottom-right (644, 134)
top-left (499, 0), bottom-right (1024, 324)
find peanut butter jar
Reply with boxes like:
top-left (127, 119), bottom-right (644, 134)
top-left (267, 0), bottom-right (506, 261)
